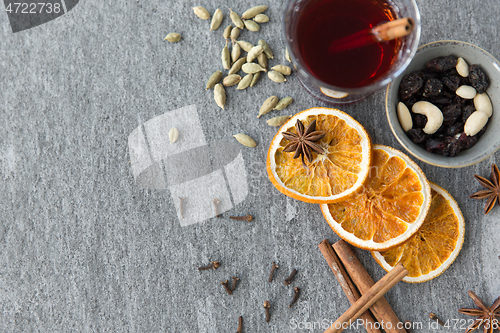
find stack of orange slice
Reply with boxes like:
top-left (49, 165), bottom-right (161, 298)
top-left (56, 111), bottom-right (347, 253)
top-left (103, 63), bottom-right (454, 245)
top-left (266, 107), bottom-right (465, 283)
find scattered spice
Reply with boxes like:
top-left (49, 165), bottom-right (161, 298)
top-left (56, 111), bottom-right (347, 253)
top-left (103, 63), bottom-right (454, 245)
top-left (221, 279), bottom-right (233, 295)
top-left (458, 290), bottom-right (500, 333)
top-left (282, 119), bottom-right (325, 167)
top-left (236, 316), bottom-right (243, 333)
top-left (198, 261), bottom-right (221, 271)
top-left (231, 276), bottom-right (239, 292)
top-left (212, 198), bottom-right (221, 218)
top-left (263, 300), bottom-right (270, 322)
top-left (289, 287), bottom-right (300, 307)
top-left (429, 313), bottom-right (445, 326)
top-left (268, 262), bottom-right (279, 283)
top-left (469, 164), bottom-right (500, 214)
top-left (229, 215), bottom-right (253, 222)
top-left (284, 268), bottom-right (298, 286)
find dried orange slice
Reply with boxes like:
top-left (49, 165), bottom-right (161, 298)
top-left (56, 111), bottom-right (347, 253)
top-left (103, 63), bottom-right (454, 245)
top-left (372, 182), bottom-right (465, 283)
top-left (267, 107), bottom-right (372, 204)
top-left (321, 144), bottom-right (431, 251)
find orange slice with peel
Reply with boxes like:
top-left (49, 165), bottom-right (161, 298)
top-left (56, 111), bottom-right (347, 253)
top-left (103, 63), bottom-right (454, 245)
top-left (372, 182), bottom-right (465, 283)
top-left (321, 144), bottom-right (431, 251)
top-left (267, 107), bottom-right (372, 204)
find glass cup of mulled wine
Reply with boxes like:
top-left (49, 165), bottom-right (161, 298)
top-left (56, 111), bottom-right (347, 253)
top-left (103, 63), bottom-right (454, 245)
top-left (284, 0), bottom-right (420, 104)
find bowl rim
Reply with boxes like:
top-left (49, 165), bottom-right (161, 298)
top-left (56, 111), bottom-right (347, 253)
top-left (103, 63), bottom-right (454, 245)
top-left (385, 39), bottom-right (500, 168)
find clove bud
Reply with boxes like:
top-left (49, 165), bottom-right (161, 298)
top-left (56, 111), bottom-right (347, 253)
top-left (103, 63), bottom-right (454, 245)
top-left (221, 280), bottom-right (233, 295)
top-left (284, 268), bottom-right (298, 285)
top-left (263, 300), bottom-right (270, 322)
top-left (268, 262), bottom-right (278, 283)
top-left (429, 313), bottom-right (445, 326)
top-left (289, 287), bottom-right (300, 307)
top-left (229, 215), bottom-right (253, 222)
top-left (198, 261), bottom-right (221, 271)
top-left (231, 276), bottom-right (239, 292)
top-left (236, 316), bottom-right (243, 333)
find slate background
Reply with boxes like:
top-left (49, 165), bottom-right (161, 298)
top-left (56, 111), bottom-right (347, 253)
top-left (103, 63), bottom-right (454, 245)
top-left (0, 0), bottom-right (499, 332)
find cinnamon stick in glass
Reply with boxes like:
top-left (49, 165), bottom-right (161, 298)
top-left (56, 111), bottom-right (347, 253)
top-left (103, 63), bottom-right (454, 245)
top-left (324, 263), bottom-right (408, 333)
top-left (318, 239), bottom-right (381, 333)
top-left (333, 240), bottom-right (408, 333)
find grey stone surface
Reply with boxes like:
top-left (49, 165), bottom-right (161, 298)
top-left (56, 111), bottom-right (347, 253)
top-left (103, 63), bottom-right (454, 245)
top-left (0, 1), bottom-right (499, 332)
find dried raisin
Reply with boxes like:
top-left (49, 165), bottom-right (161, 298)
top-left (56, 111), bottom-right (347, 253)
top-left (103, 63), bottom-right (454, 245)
top-left (462, 105), bottom-right (475, 123)
top-left (422, 78), bottom-right (443, 97)
top-left (427, 56), bottom-right (458, 72)
top-left (425, 138), bottom-right (446, 154)
top-left (469, 64), bottom-right (490, 94)
top-left (406, 128), bottom-right (427, 143)
top-left (442, 104), bottom-right (462, 125)
top-left (399, 72), bottom-right (424, 100)
top-left (442, 76), bottom-right (460, 92)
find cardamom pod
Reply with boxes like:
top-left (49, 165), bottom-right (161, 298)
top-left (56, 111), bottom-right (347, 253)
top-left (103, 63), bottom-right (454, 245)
top-left (258, 96), bottom-right (279, 118)
top-left (223, 74), bottom-right (242, 87)
top-left (223, 25), bottom-right (233, 40)
top-left (206, 70), bottom-right (223, 90)
top-left (214, 84), bottom-right (226, 109)
top-left (258, 39), bottom-right (274, 59)
top-left (268, 71), bottom-right (286, 83)
top-left (237, 40), bottom-right (254, 52)
top-left (230, 27), bottom-right (240, 41)
top-left (164, 33), bottom-right (181, 43)
top-left (192, 6), bottom-right (210, 20)
top-left (271, 65), bottom-right (292, 76)
top-left (257, 53), bottom-right (268, 70)
top-left (233, 133), bottom-right (257, 148)
top-left (229, 8), bottom-right (244, 29)
top-left (222, 44), bottom-right (231, 70)
top-left (266, 115), bottom-right (291, 127)
top-left (274, 97), bottom-right (293, 110)
top-left (241, 5), bottom-right (268, 19)
top-left (242, 63), bottom-right (266, 74)
top-left (229, 57), bottom-right (246, 75)
top-left (285, 47), bottom-right (292, 63)
top-left (250, 72), bottom-right (261, 87)
top-left (210, 9), bottom-right (223, 31)
top-left (169, 128), bottom-right (179, 143)
top-left (237, 74), bottom-right (253, 90)
top-left (246, 45), bottom-right (264, 63)
top-left (231, 43), bottom-right (241, 63)
top-left (244, 20), bottom-right (260, 32)
top-left (253, 14), bottom-right (269, 23)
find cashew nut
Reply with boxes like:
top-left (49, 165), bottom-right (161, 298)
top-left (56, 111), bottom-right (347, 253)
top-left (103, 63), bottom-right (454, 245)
top-left (456, 57), bottom-right (469, 77)
top-left (464, 111), bottom-right (489, 136)
top-left (412, 101), bottom-right (443, 134)
top-left (456, 85), bottom-right (477, 99)
top-left (397, 102), bottom-right (413, 132)
top-left (473, 93), bottom-right (493, 117)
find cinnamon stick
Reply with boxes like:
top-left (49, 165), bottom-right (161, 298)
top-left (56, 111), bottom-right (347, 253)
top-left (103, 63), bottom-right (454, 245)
top-left (318, 240), bottom-right (381, 333)
top-left (333, 240), bottom-right (408, 333)
top-left (324, 264), bottom-right (408, 333)
top-left (374, 19), bottom-right (414, 41)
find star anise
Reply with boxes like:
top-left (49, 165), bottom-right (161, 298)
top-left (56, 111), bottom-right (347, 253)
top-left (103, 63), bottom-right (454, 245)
top-left (458, 290), bottom-right (500, 333)
top-left (282, 119), bottom-right (325, 167)
top-left (469, 163), bottom-right (500, 214)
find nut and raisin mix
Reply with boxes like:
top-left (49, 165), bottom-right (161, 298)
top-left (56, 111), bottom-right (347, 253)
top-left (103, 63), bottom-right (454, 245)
top-left (397, 55), bottom-right (492, 157)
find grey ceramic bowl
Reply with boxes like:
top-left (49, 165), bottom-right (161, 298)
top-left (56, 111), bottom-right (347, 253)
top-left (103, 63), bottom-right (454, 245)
top-left (386, 40), bottom-right (500, 168)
